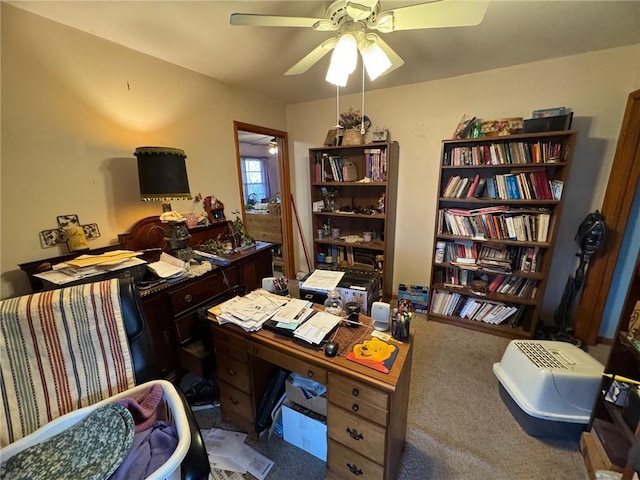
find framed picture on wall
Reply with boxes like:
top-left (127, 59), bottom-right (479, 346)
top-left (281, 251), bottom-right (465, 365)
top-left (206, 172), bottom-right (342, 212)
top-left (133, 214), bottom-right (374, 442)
top-left (57, 214), bottom-right (80, 229)
top-left (324, 129), bottom-right (337, 146)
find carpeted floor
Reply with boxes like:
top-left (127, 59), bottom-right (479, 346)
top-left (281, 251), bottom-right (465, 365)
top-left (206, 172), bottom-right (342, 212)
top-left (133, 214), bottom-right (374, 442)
top-left (194, 315), bottom-right (610, 479)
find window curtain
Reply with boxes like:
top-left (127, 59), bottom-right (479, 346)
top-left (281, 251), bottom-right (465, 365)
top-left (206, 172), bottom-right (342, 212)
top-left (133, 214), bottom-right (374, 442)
top-left (241, 156), bottom-right (271, 203)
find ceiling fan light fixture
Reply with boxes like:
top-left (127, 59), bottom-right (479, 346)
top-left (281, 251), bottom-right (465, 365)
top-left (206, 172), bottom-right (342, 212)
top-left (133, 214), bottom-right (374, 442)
top-left (375, 11), bottom-right (394, 33)
top-left (360, 40), bottom-right (392, 81)
top-left (326, 62), bottom-right (350, 87)
top-left (325, 33), bottom-right (358, 86)
top-left (268, 138), bottom-right (278, 155)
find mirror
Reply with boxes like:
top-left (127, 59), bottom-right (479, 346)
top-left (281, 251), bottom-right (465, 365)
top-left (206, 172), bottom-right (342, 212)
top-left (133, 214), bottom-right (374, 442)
top-left (233, 121), bottom-right (295, 280)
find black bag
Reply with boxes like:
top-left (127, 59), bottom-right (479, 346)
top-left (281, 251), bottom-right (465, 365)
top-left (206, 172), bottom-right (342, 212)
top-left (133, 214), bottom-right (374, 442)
top-left (255, 368), bottom-right (289, 433)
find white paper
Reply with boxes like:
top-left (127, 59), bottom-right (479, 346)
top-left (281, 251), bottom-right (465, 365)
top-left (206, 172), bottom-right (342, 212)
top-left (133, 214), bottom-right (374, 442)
top-left (300, 269), bottom-right (345, 292)
top-left (294, 311), bottom-right (342, 345)
top-left (148, 252), bottom-right (187, 279)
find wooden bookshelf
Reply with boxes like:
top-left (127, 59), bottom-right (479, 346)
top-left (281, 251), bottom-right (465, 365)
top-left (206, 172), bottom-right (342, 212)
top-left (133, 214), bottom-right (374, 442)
top-left (308, 141), bottom-right (399, 299)
top-left (428, 130), bottom-right (577, 339)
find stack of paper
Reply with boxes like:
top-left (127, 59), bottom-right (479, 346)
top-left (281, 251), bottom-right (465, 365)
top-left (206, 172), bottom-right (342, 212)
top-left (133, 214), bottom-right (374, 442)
top-left (148, 252), bottom-right (187, 279)
top-left (208, 289), bottom-right (289, 332)
top-left (201, 428), bottom-right (274, 480)
top-left (270, 298), bottom-right (315, 331)
top-left (294, 311), bottom-right (342, 345)
top-left (34, 251), bottom-right (146, 286)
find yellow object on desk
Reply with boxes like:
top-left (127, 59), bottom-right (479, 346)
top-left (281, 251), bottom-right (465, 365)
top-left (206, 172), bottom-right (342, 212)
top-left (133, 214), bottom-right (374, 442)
top-left (65, 226), bottom-right (89, 252)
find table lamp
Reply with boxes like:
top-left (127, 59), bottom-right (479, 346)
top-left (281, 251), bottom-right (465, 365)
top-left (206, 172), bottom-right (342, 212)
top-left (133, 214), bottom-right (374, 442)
top-left (134, 146), bottom-right (192, 212)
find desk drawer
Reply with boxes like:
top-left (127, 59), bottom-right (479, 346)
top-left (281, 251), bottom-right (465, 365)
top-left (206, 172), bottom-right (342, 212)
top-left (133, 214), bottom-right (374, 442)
top-left (327, 403), bottom-right (386, 465)
top-left (328, 373), bottom-right (389, 426)
top-left (248, 341), bottom-right (328, 384)
top-left (169, 271), bottom-right (227, 316)
top-left (212, 325), bottom-right (248, 362)
top-left (216, 351), bottom-right (251, 393)
top-left (327, 438), bottom-right (384, 480)
top-left (218, 380), bottom-right (254, 425)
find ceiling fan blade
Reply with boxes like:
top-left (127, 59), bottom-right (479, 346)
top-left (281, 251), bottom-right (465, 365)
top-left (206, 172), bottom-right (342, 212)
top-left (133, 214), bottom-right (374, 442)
top-left (375, 0), bottom-right (488, 31)
top-left (230, 13), bottom-right (324, 28)
top-left (285, 38), bottom-right (338, 76)
top-left (366, 34), bottom-right (404, 75)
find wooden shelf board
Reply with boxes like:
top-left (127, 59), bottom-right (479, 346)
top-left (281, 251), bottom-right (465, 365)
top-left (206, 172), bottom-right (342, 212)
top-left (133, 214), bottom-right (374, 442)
top-left (427, 313), bottom-right (532, 339)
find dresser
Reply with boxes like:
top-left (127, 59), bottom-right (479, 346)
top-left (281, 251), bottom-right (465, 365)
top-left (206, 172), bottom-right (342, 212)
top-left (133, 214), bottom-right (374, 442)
top-left (210, 315), bottom-right (414, 480)
top-left (19, 216), bottom-right (274, 379)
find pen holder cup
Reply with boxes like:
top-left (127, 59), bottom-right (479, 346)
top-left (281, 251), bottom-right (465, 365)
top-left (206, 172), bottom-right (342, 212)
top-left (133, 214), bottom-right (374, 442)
top-left (274, 288), bottom-right (289, 297)
top-left (392, 312), bottom-right (411, 342)
top-left (345, 302), bottom-right (361, 328)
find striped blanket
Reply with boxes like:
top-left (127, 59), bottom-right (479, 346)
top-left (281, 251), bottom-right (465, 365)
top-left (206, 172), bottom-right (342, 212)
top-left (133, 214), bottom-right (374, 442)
top-left (0, 279), bottom-right (135, 447)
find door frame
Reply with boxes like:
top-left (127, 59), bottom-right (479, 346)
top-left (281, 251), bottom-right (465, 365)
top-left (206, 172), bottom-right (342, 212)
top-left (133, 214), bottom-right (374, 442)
top-left (573, 89), bottom-right (640, 344)
top-left (233, 121), bottom-right (295, 279)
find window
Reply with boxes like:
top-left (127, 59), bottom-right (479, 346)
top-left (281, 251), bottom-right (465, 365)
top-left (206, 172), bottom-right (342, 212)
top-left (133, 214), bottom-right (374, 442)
top-left (241, 156), bottom-right (270, 203)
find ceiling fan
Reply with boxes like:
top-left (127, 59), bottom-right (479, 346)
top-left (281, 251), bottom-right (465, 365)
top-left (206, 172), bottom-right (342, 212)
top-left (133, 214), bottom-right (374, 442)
top-left (230, 0), bottom-right (489, 82)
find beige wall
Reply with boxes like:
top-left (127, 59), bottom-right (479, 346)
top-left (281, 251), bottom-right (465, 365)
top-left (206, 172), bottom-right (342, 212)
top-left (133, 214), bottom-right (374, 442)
top-left (287, 44), bottom-right (640, 326)
top-left (3, 3), bottom-right (639, 332)
top-left (1, 4), bottom-right (288, 298)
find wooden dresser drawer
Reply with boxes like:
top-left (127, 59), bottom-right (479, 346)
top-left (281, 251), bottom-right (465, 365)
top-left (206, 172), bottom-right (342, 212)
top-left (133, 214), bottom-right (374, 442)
top-left (218, 380), bottom-right (254, 425)
top-left (169, 271), bottom-right (227, 316)
top-left (328, 373), bottom-right (389, 426)
top-left (327, 403), bottom-right (387, 465)
top-left (327, 438), bottom-right (384, 480)
top-left (216, 351), bottom-right (251, 393)
top-left (248, 341), bottom-right (328, 384)
top-left (212, 325), bottom-right (248, 362)
top-left (174, 310), bottom-right (198, 344)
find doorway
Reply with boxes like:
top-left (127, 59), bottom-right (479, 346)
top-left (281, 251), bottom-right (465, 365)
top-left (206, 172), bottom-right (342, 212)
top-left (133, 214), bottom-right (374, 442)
top-left (233, 121), bottom-right (295, 280)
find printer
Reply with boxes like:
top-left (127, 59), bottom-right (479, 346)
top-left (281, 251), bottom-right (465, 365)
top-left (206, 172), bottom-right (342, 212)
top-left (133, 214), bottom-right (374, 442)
top-left (298, 268), bottom-right (380, 315)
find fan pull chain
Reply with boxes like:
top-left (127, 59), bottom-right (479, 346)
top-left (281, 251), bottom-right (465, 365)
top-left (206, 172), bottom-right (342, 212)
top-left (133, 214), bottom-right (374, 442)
top-left (360, 67), bottom-right (366, 135)
top-left (336, 84), bottom-right (340, 128)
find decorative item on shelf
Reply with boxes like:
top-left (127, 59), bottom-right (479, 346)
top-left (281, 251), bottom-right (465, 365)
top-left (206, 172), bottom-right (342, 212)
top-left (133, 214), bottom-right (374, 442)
top-left (160, 211), bottom-right (193, 260)
top-left (339, 107), bottom-right (370, 145)
top-left (371, 128), bottom-right (389, 142)
top-left (134, 146), bottom-right (191, 213)
top-left (229, 210), bottom-right (255, 251)
top-left (453, 114), bottom-right (476, 139)
top-left (342, 161), bottom-right (358, 182)
top-left (203, 195), bottom-right (225, 224)
top-left (481, 118), bottom-right (524, 137)
top-left (322, 188), bottom-right (339, 212)
top-left (39, 214), bottom-right (100, 250)
top-left (628, 300), bottom-right (640, 350)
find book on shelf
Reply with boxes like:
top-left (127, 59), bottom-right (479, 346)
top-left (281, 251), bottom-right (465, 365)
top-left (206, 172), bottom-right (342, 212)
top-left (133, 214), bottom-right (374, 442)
top-left (550, 179), bottom-right (564, 200)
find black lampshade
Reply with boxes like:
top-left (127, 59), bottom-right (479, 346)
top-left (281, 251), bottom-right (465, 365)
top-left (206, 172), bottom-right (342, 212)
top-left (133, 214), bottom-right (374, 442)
top-left (134, 147), bottom-right (191, 206)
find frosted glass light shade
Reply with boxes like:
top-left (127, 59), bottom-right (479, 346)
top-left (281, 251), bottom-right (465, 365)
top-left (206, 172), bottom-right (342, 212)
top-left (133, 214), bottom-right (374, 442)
top-left (361, 41), bottom-right (392, 81)
top-left (326, 33), bottom-right (358, 86)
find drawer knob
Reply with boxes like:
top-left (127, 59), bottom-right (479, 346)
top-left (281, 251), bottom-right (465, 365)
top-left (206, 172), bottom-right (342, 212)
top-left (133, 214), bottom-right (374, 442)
top-left (351, 403), bottom-right (359, 413)
top-left (184, 294), bottom-right (193, 303)
top-left (347, 463), bottom-right (363, 476)
top-left (307, 370), bottom-right (314, 378)
top-left (230, 397), bottom-right (239, 406)
top-left (227, 368), bottom-right (236, 376)
top-left (352, 388), bottom-right (359, 397)
top-left (346, 427), bottom-right (363, 441)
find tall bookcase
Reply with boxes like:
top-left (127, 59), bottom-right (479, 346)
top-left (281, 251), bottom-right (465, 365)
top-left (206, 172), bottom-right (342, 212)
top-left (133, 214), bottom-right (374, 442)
top-left (308, 141), bottom-right (399, 299)
top-left (428, 130), bottom-right (576, 339)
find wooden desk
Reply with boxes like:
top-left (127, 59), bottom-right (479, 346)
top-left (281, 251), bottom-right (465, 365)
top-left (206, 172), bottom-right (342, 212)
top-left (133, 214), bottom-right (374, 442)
top-left (18, 216), bottom-right (274, 380)
top-left (210, 315), bottom-right (414, 480)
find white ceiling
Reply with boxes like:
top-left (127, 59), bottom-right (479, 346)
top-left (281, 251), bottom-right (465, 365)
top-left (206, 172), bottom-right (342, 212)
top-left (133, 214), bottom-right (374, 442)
top-left (8, 1), bottom-right (640, 105)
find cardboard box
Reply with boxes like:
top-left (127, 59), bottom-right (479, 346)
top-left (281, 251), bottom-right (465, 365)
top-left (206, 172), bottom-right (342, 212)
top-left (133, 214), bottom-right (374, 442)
top-left (285, 375), bottom-right (327, 416)
top-left (282, 400), bottom-right (327, 461)
top-left (397, 284), bottom-right (429, 313)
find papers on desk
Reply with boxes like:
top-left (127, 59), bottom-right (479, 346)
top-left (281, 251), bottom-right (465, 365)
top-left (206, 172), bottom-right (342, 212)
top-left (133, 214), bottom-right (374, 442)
top-left (299, 269), bottom-right (345, 292)
top-left (147, 252), bottom-right (187, 279)
top-left (293, 311), bottom-right (342, 345)
top-left (34, 255), bottom-right (147, 285)
top-left (208, 289), bottom-right (289, 332)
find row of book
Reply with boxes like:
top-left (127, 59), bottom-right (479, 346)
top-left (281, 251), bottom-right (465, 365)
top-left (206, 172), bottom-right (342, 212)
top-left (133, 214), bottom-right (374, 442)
top-left (314, 154), bottom-right (351, 182)
top-left (364, 148), bottom-right (387, 182)
top-left (443, 140), bottom-right (565, 166)
top-left (439, 207), bottom-right (551, 243)
top-left (430, 290), bottom-right (528, 326)
top-left (436, 240), bottom-right (542, 273)
top-left (442, 172), bottom-right (563, 201)
top-left (320, 244), bottom-right (383, 271)
top-left (434, 268), bottom-right (538, 299)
